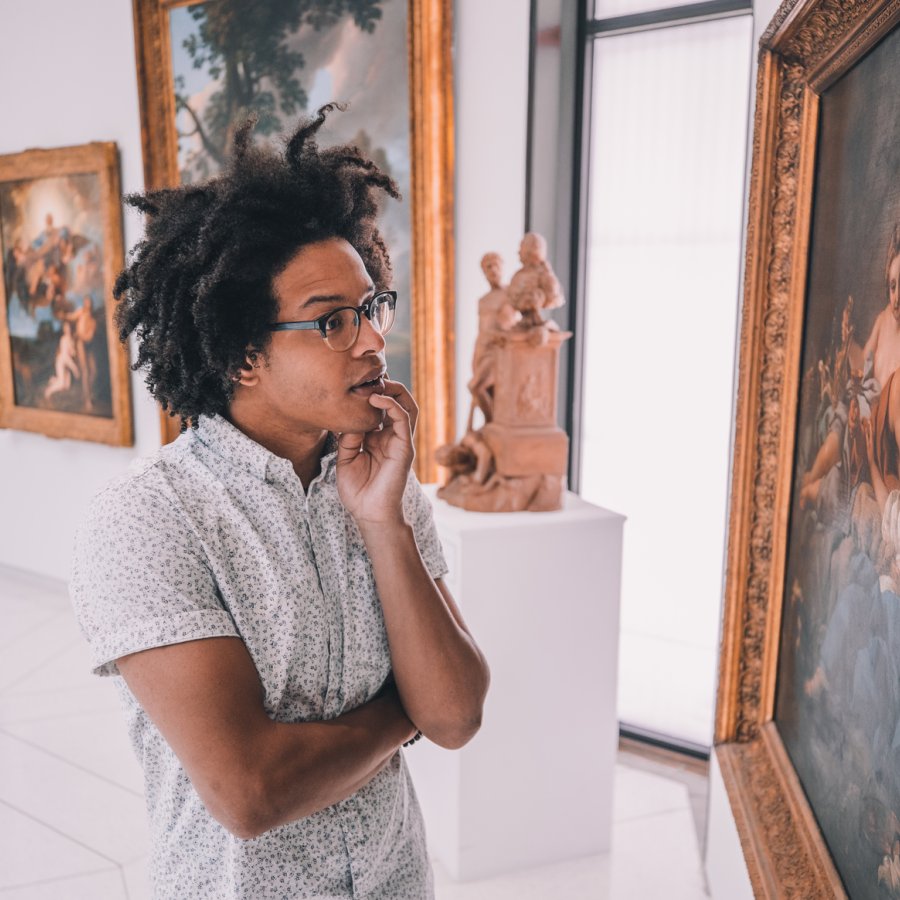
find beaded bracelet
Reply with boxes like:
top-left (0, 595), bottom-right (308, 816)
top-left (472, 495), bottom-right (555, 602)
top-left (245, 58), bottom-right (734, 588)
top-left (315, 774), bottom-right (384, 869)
top-left (402, 730), bottom-right (423, 748)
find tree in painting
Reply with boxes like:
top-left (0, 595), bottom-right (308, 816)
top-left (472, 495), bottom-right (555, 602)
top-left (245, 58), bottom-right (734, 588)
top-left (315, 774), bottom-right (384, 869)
top-left (174, 0), bottom-right (386, 179)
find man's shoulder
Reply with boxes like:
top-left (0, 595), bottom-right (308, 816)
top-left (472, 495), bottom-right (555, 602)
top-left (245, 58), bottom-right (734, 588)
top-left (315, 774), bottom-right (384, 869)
top-left (83, 436), bottom-right (197, 531)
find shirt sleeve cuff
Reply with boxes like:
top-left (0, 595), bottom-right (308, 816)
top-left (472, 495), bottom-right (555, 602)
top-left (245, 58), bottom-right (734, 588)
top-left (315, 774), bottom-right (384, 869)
top-left (422, 550), bottom-right (449, 582)
top-left (89, 609), bottom-right (240, 677)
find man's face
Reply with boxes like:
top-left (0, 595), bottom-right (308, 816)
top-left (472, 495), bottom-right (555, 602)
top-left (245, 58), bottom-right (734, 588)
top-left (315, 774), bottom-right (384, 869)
top-left (243, 237), bottom-right (388, 436)
top-left (889, 253), bottom-right (900, 322)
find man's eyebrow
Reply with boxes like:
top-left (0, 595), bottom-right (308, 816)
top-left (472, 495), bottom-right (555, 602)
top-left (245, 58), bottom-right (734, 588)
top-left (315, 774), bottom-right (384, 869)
top-left (301, 286), bottom-right (376, 309)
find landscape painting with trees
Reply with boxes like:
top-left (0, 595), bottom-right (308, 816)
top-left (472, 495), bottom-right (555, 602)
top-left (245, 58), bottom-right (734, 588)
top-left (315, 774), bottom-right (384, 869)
top-left (168, 0), bottom-right (413, 388)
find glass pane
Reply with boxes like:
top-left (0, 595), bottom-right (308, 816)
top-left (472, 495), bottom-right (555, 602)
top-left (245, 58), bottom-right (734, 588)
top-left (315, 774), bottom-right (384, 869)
top-left (580, 15), bottom-right (753, 745)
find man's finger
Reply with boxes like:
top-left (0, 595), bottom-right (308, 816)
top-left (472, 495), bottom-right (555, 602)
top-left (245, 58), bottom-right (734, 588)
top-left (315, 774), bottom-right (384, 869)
top-left (382, 379), bottom-right (419, 435)
top-left (368, 394), bottom-right (412, 445)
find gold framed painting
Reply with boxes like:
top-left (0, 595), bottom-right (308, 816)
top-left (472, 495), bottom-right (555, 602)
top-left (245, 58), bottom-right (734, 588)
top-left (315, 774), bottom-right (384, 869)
top-left (131, 0), bottom-right (455, 480)
top-left (716, 0), bottom-right (900, 895)
top-left (0, 142), bottom-right (133, 446)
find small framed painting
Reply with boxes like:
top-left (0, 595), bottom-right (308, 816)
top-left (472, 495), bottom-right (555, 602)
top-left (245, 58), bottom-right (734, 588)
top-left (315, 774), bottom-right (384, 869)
top-left (0, 142), bottom-right (133, 445)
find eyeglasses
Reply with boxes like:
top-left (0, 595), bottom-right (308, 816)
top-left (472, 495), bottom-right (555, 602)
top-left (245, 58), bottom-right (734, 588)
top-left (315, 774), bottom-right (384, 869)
top-left (268, 290), bottom-right (397, 352)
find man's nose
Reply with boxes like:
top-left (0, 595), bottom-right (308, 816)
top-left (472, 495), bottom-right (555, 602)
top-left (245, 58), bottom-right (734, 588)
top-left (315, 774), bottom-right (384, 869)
top-left (355, 312), bottom-right (386, 354)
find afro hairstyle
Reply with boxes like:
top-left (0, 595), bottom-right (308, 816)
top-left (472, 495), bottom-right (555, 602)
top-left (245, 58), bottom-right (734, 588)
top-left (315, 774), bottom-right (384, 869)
top-left (114, 103), bottom-right (400, 427)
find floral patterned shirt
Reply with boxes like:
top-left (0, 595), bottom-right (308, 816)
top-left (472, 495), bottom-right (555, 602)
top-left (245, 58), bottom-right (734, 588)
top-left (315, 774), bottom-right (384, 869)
top-left (70, 414), bottom-right (448, 899)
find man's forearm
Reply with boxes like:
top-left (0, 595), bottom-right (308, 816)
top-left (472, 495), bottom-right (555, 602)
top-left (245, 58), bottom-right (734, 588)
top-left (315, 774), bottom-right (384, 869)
top-left (243, 686), bottom-right (415, 837)
top-left (359, 522), bottom-right (490, 749)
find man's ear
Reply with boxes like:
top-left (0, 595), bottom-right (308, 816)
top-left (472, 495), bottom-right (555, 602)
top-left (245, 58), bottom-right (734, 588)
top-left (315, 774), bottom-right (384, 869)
top-left (231, 352), bottom-right (261, 388)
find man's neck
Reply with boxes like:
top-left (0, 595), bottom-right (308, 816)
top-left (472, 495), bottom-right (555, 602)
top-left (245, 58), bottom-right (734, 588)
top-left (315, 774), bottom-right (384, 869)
top-left (225, 404), bottom-right (329, 491)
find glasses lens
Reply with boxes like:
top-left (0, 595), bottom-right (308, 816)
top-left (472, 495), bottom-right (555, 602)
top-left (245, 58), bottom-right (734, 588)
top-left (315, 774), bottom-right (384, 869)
top-left (322, 308), bottom-right (360, 352)
top-left (372, 294), bottom-right (396, 336)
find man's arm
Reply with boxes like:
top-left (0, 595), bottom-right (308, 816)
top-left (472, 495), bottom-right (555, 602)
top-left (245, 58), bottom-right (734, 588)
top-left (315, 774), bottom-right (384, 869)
top-left (336, 384), bottom-right (491, 750)
top-left (116, 636), bottom-right (416, 840)
top-left (362, 527), bottom-right (490, 749)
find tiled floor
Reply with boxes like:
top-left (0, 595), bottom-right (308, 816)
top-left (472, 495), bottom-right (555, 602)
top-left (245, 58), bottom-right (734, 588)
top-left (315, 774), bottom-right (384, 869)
top-left (0, 565), bottom-right (710, 898)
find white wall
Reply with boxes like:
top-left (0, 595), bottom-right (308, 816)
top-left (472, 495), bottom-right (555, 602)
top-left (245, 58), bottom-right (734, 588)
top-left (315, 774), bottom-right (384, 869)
top-left (704, 0), bottom-right (782, 894)
top-left (0, 0), bottom-right (161, 582)
top-left (0, 0), bottom-right (532, 582)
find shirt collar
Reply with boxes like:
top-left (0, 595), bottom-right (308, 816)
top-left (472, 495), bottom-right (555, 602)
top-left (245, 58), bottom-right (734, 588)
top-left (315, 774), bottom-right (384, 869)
top-left (193, 415), bottom-right (338, 484)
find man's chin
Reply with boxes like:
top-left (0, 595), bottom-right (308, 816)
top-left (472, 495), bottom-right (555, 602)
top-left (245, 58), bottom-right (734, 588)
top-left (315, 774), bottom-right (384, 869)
top-left (335, 402), bottom-right (385, 435)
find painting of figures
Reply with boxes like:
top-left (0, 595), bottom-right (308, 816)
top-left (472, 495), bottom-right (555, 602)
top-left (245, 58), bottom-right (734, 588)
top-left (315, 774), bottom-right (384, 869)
top-left (0, 143), bottom-right (132, 445)
top-left (1, 175), bottom-right (112, 416)
top-left (776, 22), bottom-right (900, 899)
top-left (168, 0), bottom-right (413, 391)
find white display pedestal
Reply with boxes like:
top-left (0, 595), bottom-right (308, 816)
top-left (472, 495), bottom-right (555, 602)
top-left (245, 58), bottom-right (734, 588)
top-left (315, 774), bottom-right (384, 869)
top-left (406, 486), bottom-right (625, 882)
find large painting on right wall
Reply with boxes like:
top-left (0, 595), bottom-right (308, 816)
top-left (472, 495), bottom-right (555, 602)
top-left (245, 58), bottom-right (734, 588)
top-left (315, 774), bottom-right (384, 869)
top-left (776, 19), bottom-right (900, 899)
top-left (715, 0), bottom-right (900, 896)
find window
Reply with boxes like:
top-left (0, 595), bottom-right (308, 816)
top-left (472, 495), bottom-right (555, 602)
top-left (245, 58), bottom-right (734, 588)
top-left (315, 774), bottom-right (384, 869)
top-left (528, 0), bottom-right (753, 750)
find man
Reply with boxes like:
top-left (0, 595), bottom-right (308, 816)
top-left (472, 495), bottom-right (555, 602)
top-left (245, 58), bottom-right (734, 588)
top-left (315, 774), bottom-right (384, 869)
top-left (70, 107), bottom-right (490, 899)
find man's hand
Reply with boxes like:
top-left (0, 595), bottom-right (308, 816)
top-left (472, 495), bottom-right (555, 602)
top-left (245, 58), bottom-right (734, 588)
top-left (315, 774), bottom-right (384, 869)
top-left (336, 379), bottom-right (418, 527)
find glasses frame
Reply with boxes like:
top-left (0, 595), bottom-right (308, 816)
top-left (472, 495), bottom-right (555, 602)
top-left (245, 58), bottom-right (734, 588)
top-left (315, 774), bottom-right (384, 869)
top-left (268, 290), bottom-right (398, 351)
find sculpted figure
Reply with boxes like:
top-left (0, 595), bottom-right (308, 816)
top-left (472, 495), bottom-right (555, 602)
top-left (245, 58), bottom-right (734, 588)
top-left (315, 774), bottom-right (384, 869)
top-left (466, 253), bottom-right (520, 430)
top-left (507, 232), bottom-right (564, 329)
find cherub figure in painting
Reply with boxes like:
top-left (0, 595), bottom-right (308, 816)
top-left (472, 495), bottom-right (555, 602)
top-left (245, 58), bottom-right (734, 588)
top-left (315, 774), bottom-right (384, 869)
top-left (801, 227), bottom-right (900, 517)
top-left (43, 322), bottom-right (80, 401)
top-left (64, 296), bottom-right (98, 411)
top-left (799, 299), bottom-right (878, 525)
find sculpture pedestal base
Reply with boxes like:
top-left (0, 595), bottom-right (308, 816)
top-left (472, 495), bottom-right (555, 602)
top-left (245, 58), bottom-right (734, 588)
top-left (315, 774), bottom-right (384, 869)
top-left (436, 471), bottom-right (565, 512)
top-left (405, 487), bottom-right (626, 881)
top-left (482, 422), bottom-right (568, 475)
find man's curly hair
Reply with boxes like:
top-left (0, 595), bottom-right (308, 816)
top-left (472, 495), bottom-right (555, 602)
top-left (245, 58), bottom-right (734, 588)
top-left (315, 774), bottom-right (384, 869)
top-left (114, 104), bottom-right (400, 425)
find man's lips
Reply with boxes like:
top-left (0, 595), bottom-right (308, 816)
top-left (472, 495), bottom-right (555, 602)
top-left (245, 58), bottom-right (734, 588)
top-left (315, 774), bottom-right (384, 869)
top-left (349, 368), bottom-right (387, 395)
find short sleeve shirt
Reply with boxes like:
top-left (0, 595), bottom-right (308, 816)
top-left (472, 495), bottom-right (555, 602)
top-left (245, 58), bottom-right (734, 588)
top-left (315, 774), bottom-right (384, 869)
top-left (69, 414), bottom-right (448, 900)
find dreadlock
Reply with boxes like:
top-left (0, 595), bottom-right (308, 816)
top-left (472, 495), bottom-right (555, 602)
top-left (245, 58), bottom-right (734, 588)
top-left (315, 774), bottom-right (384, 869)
top-left (114, 104), bottom-right (400, 426)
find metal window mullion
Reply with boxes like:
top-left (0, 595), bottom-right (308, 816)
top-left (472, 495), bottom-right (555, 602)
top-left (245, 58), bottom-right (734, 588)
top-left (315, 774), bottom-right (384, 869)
top-left (588, 0), bottom-right (751, 37)
top-left (566, 0), bottom-right (594, 492)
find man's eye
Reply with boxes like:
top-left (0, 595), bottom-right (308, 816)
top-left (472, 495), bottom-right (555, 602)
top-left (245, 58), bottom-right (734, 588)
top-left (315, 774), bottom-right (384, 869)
top-left (325, 313), bottom-right (345, 331)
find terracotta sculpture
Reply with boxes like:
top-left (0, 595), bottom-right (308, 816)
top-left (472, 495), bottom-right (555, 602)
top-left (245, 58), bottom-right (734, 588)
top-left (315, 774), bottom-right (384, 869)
top-left (436, 233), bottom-right (572, 512)
top-left (507, 232), bottom-right (564, 328)
top-left (466, 252), bottom-right (521, 430)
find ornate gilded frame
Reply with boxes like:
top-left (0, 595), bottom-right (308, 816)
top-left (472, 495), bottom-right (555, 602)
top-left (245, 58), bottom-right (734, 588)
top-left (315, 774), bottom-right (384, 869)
top-left (0, 142), bottom-right (133, 446)
top-left (131, 0), bottom-right (455, 480)
top-left (715, 0), bottom-right (900, 894)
